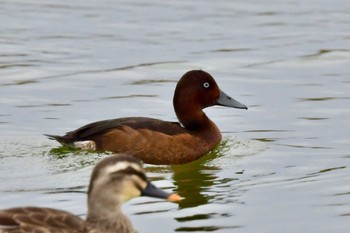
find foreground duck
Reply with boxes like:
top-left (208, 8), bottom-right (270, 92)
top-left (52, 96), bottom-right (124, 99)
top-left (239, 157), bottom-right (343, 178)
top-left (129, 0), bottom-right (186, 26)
top-left (46, 70), bottom-right (247, 164)
top-left (0, 154), bottom-right (181, 233)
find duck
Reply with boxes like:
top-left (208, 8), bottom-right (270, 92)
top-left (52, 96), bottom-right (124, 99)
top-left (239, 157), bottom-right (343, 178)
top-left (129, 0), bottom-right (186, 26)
top-left (45, 70), bottom-right (247, 165)
top-left (0, 154), bottom-right (181, 233)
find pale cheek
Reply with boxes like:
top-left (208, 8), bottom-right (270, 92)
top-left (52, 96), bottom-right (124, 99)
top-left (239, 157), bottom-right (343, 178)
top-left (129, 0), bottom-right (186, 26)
top-left (120, 185), bottom-right (141, 203)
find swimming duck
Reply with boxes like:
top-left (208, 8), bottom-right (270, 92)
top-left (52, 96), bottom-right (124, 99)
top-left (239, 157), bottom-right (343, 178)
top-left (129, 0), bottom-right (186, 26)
top-left (0, 154), bottom-right (181, 233)
top-left (46, 70), bottom-right (247, 165)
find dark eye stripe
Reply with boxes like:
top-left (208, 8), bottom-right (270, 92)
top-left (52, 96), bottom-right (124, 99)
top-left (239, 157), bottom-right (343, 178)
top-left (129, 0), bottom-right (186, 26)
top-left (110, 166), bottom-right (147, 182)
top-left (132, 180), bottom-right (144, 192)
top-left (111, 167), bottom-right (147, 192)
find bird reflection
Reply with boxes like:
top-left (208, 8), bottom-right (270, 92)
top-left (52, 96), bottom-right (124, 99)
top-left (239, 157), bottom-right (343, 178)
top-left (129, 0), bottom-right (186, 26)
top-left (170, 140), bottom-right (229, 209)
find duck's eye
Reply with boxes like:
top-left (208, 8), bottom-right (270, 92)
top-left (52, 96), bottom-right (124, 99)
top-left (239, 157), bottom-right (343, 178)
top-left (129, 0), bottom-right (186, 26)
top-left (203, 82), bottom-right (210, 88)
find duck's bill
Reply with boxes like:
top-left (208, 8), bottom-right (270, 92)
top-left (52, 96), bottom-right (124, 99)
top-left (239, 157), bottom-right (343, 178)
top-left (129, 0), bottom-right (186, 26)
top-left (141, 181), bottom-right (182, 202)
top-left (216, 90), bottom-right (248, 110)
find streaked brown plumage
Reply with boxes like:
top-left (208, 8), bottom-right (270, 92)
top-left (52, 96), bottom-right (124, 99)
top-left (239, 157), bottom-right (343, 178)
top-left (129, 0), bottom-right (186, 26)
top-left (46, 70), bottom-right (247, 165)
top-left (0, 154), bottom-right (181, 233)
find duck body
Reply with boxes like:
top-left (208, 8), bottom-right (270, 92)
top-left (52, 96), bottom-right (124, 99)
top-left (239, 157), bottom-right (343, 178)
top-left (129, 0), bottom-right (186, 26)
top-left (0, 154), bottom-right (181, 233)
top-left (0, 207), bottom-right (96, 233)
top-left (0, 207), bottom-right (130, 233)
top-left (47, 116), bottom-right (221, 165)
top-left (46, 70), bottom-right (247, 165)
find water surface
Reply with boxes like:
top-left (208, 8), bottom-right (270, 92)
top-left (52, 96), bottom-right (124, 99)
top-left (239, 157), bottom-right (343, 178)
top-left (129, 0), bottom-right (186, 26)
top-left (1, 0), bottom-right (350, 232)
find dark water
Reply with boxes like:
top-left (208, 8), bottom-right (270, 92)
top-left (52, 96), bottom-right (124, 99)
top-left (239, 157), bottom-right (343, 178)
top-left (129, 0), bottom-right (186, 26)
top-left (1, 0), bottom-right (350, 232)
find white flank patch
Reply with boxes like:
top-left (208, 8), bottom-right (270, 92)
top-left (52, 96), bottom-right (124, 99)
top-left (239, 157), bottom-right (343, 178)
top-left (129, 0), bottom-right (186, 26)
top-left (73, 141), bottom-right (96, 150)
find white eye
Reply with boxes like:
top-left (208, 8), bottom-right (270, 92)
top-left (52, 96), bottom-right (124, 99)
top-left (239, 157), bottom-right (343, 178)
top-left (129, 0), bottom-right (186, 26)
top-left (203, 82), bottom-right (210, 88)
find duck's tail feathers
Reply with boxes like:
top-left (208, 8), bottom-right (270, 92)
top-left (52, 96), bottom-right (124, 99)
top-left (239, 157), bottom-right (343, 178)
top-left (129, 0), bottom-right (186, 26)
top-left (44, 134), bottom-right (70, 145)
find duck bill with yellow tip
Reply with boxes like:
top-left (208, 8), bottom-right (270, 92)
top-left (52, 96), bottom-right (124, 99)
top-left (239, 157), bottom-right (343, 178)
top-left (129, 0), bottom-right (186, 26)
top-left (142, 181), bottom-right (182, 202)
top-left (216, 90), bottom-right (248, 110)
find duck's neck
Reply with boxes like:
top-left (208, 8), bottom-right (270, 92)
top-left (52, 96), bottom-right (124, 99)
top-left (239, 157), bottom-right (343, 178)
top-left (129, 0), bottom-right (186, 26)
top-left (87, 201), bottom-right (133, 233)
top-left (175, 105), bottom-right (213, 130)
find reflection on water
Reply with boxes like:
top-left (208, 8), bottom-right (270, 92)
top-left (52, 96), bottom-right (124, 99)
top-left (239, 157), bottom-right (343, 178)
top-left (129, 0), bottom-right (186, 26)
top-left (168, 140), bottom-right (248, 231)
top-left (172, 156), bottom-right (221, 209)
